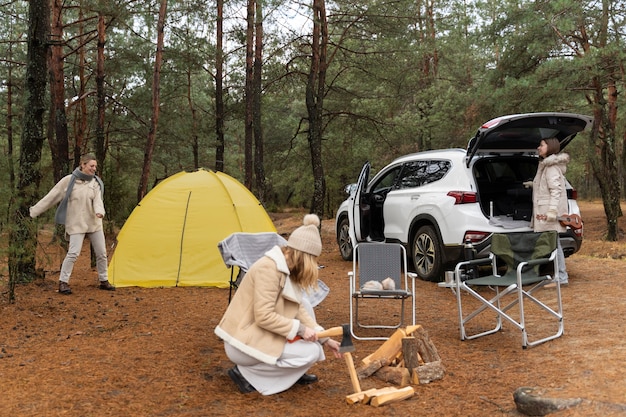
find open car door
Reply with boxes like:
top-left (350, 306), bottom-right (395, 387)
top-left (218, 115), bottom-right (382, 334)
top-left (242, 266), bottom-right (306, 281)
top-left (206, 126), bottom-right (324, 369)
top-left (347, 162), bottom-right (370, 247)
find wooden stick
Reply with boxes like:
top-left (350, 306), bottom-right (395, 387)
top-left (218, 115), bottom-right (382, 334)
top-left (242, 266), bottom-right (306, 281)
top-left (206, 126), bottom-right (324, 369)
top-left (346, 388), bottom-right (379, 405)
top-left (370, 386), bottom-right (415, 407)
top-left (362, 387), bottom-right (398, 404)
top-left (344, 352), bottom-right (361, 394)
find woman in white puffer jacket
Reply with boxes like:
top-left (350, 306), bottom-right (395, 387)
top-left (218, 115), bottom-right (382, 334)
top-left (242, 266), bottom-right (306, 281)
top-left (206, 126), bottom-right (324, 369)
top-left (530, 137), bottom-right (570, 285)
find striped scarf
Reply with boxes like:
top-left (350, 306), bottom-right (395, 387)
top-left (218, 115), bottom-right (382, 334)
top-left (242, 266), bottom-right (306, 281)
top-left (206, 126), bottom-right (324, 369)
top-left (54, 168), bottom-right (104, 225)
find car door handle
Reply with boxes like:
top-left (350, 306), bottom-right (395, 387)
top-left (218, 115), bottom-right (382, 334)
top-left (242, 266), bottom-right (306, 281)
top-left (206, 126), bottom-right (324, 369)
top-left (411, 195), bottom-right (421, 200)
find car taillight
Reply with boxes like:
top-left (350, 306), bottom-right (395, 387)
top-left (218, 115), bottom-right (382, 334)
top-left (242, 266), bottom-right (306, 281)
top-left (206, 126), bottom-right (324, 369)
top-left (447, 191), bottom-right (477, 204)
top-left (568, 188), bottom-right (578, 200)
top-left (463, 231), bottom-right (490, 243)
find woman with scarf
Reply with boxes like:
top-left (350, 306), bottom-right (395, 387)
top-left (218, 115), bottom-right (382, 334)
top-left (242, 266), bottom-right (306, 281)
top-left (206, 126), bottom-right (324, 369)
top-left (530, 137), bottom-right (570, 285)
top-left (30, 154), bottom-right (115, 294)
top-left (215, 214), bottom-right (342, 395)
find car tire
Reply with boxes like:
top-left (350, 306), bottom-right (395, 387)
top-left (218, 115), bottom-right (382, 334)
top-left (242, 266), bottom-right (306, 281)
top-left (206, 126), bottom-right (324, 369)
top-left (337, 216), bottom-right (353, 261)
top-left (411, 225), bottom-right (443, 282)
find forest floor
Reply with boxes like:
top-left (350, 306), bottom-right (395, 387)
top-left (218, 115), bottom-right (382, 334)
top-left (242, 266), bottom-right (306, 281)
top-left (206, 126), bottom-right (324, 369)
top-left (1, 200), bottom-right (626, 416)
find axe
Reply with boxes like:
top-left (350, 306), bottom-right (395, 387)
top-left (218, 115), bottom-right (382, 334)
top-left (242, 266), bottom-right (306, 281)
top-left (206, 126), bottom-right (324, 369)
top-left (317, 324), bottom-right (361, 393)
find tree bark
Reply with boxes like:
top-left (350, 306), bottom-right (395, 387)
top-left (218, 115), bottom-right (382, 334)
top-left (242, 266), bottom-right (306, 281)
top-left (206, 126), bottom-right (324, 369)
top-left (253, 0), bottom-right (265, 202)
top-left (9, 0), bottom-right (50, 300)
top-left (138, 0), bottom-right (167, 202)
top-left (306, 0), bottom-right (328, 217)
top-left (244, 0), bottom-right (255, 189)
top-left (214, 0), bottom-right (225, 172)
top-left (95, 13), bottom-right (107, 167)
top-left (578, 1), bottom-right (622, 241)
top-left (48, 0), bottom-right (70, 182)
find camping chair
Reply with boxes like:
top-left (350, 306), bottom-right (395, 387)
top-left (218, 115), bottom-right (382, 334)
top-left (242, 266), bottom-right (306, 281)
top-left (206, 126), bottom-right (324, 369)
top-left (454, 231), bottom-right (563, 348)
top-left (348, 242), bottom-right (417, 340)
top-left (218, 232), bottom-right (288, 303)
top-left (217, 232), bottom-right (330, 307)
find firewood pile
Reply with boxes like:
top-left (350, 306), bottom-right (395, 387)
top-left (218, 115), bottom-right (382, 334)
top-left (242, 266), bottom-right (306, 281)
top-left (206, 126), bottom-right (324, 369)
top-left (345, 325), bottom-right (445, 406)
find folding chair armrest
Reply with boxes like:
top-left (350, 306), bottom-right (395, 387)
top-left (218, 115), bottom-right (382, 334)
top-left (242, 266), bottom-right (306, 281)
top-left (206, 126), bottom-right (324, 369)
top-left (458, 258), bottom-right (491, 268)
top-left (521, 257), bottom-right (553, 268)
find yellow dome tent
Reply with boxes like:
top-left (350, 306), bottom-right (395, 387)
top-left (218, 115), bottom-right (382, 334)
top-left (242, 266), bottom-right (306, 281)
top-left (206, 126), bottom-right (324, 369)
top-left (108, 169), bottom-right (276, 288)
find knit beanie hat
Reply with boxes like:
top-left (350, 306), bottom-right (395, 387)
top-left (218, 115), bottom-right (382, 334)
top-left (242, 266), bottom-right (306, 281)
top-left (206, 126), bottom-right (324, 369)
top-left (287, 214), bottom-right (322, 257)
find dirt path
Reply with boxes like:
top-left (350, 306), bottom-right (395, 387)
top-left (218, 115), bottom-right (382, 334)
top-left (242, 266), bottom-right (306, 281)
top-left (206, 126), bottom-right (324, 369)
top-left (1, 201), bottom-right (625, 416)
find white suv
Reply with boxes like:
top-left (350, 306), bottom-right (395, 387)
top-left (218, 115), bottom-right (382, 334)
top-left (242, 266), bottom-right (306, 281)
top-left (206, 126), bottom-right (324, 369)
top-left (335, 112), bottom-right (593, 281)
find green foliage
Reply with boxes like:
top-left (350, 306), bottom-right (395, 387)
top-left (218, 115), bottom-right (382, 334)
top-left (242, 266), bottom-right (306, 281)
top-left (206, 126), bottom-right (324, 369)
top-left (1, 0), bottom-right (625, 232)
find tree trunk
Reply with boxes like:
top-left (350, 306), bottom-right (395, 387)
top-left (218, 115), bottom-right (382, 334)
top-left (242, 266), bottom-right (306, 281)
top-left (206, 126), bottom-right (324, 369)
top-left (95, 13), bottom-right (106, 167)
top-left (306, 0), bottom-right (328, 217)
top-left (74, 4), bottom-right (88, 167)
top-left (48, 0), bottom-right (70, 182)
top-left (187, 70), bottom-right (199, 169)
top-left (214, 0), bottom-right (225, 172)
top-left (253, 0), bottom-right (265, 202)
top-left (244, 0), bottom-right (255, 189)
top-left (6, 44), bottom-right (15, 200)
top-left (9, 0), bottom-right (50, 301)
top-left (580, 1), bottom-right (622, 241)
top-left (138, 0), bottom-right (167, 202)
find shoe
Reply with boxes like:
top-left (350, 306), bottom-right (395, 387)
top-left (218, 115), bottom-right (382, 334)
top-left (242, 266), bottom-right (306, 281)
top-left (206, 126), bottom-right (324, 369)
top-left (296, 373), bottom-right (318, 385)
top-left (228, 366), bottom-right (256, 393)
top-left (59, 282), bottom-right (72, 295)
top-left (99, 281), bottom-right (116, 291)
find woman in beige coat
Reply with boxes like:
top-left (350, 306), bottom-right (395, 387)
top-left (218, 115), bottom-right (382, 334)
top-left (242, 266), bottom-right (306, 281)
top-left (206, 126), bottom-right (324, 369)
top-left (214, 214), bottom-right (342, 395)
top-left (530, 138), bottom-right (569, 284)
top-left (30, 154), bottom-right (115, 294)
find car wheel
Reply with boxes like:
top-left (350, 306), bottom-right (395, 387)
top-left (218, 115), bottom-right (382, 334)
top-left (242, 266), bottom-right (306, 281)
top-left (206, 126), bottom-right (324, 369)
top-left (337, 216), bottom-right (353, 261)
top-left (411, 225), bottom-right (443, 282)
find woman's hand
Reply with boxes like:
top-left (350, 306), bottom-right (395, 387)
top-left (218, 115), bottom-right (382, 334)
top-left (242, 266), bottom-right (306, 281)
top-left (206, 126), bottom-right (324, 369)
top-left (301, 326), bottom-right (317, 342)
top-left (323, 339), bottom-right (343, 359)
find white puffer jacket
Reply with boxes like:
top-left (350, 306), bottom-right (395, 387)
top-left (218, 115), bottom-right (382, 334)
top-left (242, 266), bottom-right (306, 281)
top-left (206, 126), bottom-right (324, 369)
top-left (531, 153), bottom-right (569, 233)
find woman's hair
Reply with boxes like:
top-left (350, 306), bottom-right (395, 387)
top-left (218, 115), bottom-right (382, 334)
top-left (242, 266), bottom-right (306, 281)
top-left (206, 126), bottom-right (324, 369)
top-left (80, 153), bottom-right (97, 165)
top-left (543, 138), bottom-right (561, 157)
top-left (283, 246), bottom-right (319, 290)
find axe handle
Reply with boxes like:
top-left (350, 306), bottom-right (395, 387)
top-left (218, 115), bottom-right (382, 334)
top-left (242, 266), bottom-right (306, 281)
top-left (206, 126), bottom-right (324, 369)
top-left (316, 326), bottom-right (344, 338)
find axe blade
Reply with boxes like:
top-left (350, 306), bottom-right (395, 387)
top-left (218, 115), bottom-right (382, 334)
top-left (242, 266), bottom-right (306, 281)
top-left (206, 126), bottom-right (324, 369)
top-left (338, 324), bottom-right (355, 353)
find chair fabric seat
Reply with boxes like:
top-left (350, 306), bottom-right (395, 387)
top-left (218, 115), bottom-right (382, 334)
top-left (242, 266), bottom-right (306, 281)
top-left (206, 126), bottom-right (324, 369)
top-left (453, 231), bottom-right (563, 348)
top-left (349, 242), bottom-right (416, 340)
top-left (464, 271), bottom-right (547, 287)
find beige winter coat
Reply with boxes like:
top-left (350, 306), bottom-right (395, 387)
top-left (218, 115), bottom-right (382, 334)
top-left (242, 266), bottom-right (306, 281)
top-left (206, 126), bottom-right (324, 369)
top-left (214, 246), bottom-right (322, 365)
top-left (30, 174), bottom-right (105, 235)
top-left (531, 153), bottom-right (569, 233)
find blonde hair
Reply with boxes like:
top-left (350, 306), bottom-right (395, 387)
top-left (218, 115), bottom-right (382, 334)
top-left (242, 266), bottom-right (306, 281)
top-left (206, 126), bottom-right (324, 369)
top-left (80, 153), bottom-right (97, 164)
top-left (283, 247), bottom-right (319, 290)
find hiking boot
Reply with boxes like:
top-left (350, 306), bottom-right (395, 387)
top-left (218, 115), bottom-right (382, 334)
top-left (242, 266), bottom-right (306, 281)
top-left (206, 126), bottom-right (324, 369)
top-left (297, 373), bottom-right (318, 385)
top-left (99, 280), bottom-right (116, 291)
top-left (59, 282), bottom-right (72, 295)
top-left (228, 366), bottom-right (256, 394)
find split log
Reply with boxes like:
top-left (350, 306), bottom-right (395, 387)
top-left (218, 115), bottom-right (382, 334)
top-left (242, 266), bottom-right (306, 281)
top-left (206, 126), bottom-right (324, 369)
top-left (357, 358), bottom-right (389, 379)
top-left (412, 325), bottom-right (441, 363)
top-left (370, 386), bottom-right (415, 407)
top-left (360, 325), bottom-right (422, 368)
top-left (344, 352), bottom-right (361, 394)
top-left (373, 365), bottom-right (411, 387)
top-left (361, 387), bottom-right (398, 404)
top-left (346, 388), bottom-right (379, 405)
top-left (411, 360), bottom-right (446, 384)
top-left (401, 337), bottom-right (423, 369)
